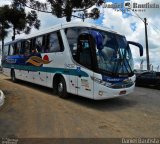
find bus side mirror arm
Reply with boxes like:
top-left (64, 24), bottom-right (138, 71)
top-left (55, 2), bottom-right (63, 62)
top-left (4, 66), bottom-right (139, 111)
top-left (128, 41), bottom-right (143, 57)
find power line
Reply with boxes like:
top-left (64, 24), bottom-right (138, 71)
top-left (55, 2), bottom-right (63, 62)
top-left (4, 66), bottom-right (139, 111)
top-left (131, 10), bottom-right (144, 23)
top-left (147, 21), bottom-right (160, 33)
top-left (126, 10), bottom-right (160, 34)
top-left (148, 24), bottom-right (160, 34)
top-left (121, 10), bottom-right (160, 36)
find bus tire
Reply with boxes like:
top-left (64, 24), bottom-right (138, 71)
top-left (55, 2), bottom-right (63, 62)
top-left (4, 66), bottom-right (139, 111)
top-left (156, 83), bottom-right (160, 90)
top-left (56, 76), bottom-right (68, 98)
top-left (11, 70), bottom-right (17, 82)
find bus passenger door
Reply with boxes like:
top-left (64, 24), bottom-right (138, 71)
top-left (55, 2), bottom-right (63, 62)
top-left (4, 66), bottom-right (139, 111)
top-left (76, 34), bottom-right (94, 99)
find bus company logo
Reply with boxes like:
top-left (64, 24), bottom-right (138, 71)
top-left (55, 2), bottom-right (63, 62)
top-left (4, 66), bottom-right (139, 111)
top-left (76, 67), bottom-right (81, 72)
top-left (64, 63), bottom-right (75, 68)
top-left (125, 1), bottom-right (160, 12)
top-left (26, 55), bottom-right (52, 67)
top-left (102, 1), bottom-right (160, 12)
top-left (6, 58), bottom-right (17, 64)
top-left (124, 1), bottom-right (132, 9)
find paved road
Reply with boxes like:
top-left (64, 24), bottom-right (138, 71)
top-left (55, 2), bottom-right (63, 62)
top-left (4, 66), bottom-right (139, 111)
top-left (0, 74), bottom-right (160, 138)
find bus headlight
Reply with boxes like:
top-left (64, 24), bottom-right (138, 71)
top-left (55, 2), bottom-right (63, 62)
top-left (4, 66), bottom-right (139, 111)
top-left (91, 76), bottom-right (134, 89)
top-left (91, 76), bottom-right (112, 88)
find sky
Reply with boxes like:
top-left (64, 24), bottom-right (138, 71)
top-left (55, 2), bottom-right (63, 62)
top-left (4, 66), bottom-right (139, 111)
top-left (0, 0), bottom-right (160, 70)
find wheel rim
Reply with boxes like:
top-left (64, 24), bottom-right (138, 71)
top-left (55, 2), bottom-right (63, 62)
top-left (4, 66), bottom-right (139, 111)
top-left (58, 82), bottom-right (63, 93)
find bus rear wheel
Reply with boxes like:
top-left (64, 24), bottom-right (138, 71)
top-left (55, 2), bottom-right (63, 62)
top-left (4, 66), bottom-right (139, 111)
top-left (56, 77), bottom-right (68, 98)
top-left (11, 70), bottom-right (17, 82)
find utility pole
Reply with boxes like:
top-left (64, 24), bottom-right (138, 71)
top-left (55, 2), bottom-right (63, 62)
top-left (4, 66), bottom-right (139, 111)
top-left (140, 59), bottom-right (144, 70)
top-left (157, 65), bottom-right (159, 72)
top-left (144, 18), bottom-right (150, 71)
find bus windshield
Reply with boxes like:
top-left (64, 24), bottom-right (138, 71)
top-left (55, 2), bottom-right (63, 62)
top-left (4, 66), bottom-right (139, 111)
top-left (65, 27), bottom-right (134, 76)
top-left (96, 32), bottom-right (134, 76)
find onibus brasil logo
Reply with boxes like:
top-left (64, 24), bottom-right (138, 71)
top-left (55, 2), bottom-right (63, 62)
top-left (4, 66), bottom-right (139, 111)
top-left (102, 1), bottom-right (160, 12)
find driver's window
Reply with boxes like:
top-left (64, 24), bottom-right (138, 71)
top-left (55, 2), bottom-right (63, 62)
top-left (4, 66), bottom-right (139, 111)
top-left (65, 27), bottom-right (88, 60)
top-left (79, 39), bottom-right (92, 68)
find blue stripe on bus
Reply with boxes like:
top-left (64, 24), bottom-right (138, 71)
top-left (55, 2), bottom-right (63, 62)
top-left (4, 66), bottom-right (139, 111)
top-left (2, 64), bottom-right (89, 77)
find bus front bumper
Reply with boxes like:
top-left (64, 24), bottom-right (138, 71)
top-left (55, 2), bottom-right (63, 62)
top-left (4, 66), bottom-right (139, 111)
top-left (93, 84), bottom-right (135, 100)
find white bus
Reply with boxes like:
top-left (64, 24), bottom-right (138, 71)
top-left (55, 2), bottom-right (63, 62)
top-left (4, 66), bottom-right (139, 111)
top-left (2, 22), bottom-right (143, 100)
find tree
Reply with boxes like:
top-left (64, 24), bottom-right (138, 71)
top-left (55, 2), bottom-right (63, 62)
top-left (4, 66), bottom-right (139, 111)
top-left (5, 3), bottom-right (40, 41)
top-left (0, 23), bottom-right (9, 55)
top-left (13, 0), bottom-right (104, 22)
top-left (0, 6), bottom-right (10, 54)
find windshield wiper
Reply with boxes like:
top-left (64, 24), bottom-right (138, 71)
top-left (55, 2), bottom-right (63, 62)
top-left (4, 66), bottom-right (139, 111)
top-left (112, 48), bottom-right (123, 76)
top-left (112, 48), bottom-right (132, 76)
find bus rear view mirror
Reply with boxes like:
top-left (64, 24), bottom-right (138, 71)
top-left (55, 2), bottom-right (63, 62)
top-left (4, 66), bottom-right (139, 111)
top-left (128, 41), bottom-right (143, 56)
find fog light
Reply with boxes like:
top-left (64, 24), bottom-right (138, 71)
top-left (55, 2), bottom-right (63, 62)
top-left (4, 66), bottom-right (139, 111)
top-left (99, 91), bottom-right (103, 96)
top-left (119, 90), bottom-right (126, 95)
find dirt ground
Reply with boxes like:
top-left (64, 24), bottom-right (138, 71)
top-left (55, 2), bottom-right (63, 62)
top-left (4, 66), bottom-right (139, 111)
top-left (0, 73), bottom-right (160, 138)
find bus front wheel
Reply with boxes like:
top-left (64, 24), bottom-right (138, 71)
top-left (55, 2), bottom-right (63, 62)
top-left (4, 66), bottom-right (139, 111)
top-left (56, 77), bottom-right (68, 98)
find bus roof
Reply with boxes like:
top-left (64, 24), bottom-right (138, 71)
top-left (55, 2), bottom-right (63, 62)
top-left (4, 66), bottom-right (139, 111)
top-left (5, 22), bottom-right (124, 45)
top-left (25, 22), bottom-right (123, 39)
top-left (4, 39), bottom-right (24, 46)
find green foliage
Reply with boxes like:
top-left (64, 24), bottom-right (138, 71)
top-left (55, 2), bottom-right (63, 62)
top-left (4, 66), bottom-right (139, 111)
top-left (0, 6), bottom-right (11, 52)
top-left (13, 0), bottom-right (105, 22)
top-left (24, 10), bottom-right (40, 34)
top-left (0, 5), bottom-right (10, 41)
top-left (48, 0), bottom-right (104, 21)
top-left (1, 0), bottom-right (104, 41)
top-left (0, 2), bottom-right (40, 41)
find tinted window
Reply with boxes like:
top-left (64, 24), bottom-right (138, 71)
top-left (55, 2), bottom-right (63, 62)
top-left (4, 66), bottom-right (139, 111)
top-left (9, 45), bottom-right (14, 55)
top-left (24, 40), bottom-right (31, 56)
top-left (48, 31), bottom-right (64, 52)
top-left (35, 36), bottom-right (43, 53)
top-left (65, 27), bottom-right (89, 58)
top-left (79, 39), bottom-right (92, 68)
top-left (3, 45), bottom-right (9, 57)
top-left (17, 42), bottom-right (21, 55)
top-left (13, 42), bottom-right (21, 55)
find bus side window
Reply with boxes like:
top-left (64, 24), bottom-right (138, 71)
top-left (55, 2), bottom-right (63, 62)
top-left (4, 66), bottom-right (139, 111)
top-left (78, 39), bottom-right (92, 68)
top-left (48, 31), bottom-right (64, 52)
top-left (57, 31), bottom-right (64, 51)
top-left (65, 28), bottom-right (77, 57)
top-left (42, 35), bottom-right (46, 52)
top-left (3, 45), bottom-right (9, 57)
top-left (9, 44), bottom-right (14, 56)
top-left (24, 40), bottom-right (31, 56)
top-left (17, 42), bottom-right (21, 55)
top-left (31, 38), bottom-right (36, 53)
top-left (13, 43), bottom-right (17, 55)
top-left (30, 38), bottom-right (38, 54)
top-left (44, 34), bottom-right (50, 53)
top-left (35, 36), bottom-right (43, 53)
top-left (20, 42), bottom-right (25, 55)
top-left (65, 27), bottom-right (89, 60)
top-left (13, 42), bottom-right (21, 55)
